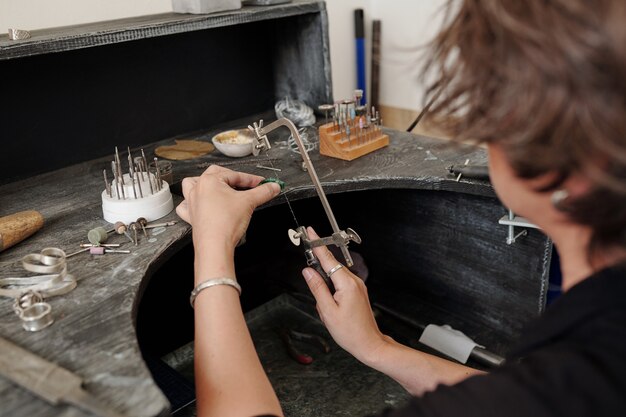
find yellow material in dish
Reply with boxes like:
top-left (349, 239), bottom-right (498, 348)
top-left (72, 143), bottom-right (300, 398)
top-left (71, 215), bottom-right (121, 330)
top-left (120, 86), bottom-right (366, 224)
top-left (213, 130), bottom-right (253, 145)
top-left (212, 129), bottom-right (254, 157)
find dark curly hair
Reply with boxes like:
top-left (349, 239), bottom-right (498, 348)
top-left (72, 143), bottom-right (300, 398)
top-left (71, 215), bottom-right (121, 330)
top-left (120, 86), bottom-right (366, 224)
top-left (424, 0), bottom-right (626, 253)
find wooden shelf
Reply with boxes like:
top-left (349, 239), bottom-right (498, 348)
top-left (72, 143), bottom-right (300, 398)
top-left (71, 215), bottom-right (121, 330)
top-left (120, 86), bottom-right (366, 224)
top-left (0, 0), bottom-right (324, 60)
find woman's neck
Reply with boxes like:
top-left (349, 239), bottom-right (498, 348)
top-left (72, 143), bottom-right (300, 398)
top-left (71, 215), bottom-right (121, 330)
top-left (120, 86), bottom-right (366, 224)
top-left (551, 226), bottom-right (626, 292)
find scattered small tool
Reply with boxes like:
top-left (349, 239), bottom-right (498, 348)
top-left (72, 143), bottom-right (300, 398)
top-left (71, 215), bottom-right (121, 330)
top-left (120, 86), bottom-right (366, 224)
top-left (88, 247), bottom-right (130, 255)
top-left (87, 227), bottom-right (109, 245)
top-left (144, 221), bottom-right (177, 230)
top-left (114, 222), bottom-right (134, 244)
top-left (278, 328), bottom-right (330, 365)
top-left (136, 218), bottom-right (148, 238)
top-left (66, 248), bottom-right (91, 258)
top-left (0, 336), bottom-right (125, 417)
top-left (129, 223), bottom-right (139, 246)
top-left (256, 165), bottom-right (282, 172)
top-left (447, 162), bottom-right (489, 181)
top-left (0, 210), bottom-right (44, 252)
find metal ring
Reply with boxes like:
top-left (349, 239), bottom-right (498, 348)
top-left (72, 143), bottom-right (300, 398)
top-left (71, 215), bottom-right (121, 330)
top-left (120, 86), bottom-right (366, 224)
top-left (327, 264), bottom-right (344, 277)
top-left (8, 28), bottom-right (31, 40)
top-left (20, 302), bottom-right (54, 332)
top-left (14, 290), bottom-right (44, 313)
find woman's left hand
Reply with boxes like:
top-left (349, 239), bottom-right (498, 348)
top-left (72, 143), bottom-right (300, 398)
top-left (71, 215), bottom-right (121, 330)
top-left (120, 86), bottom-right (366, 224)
top-left (302, 227), bottom-right (389, 365)
top-left (176, 165), bottom-right (281, 252)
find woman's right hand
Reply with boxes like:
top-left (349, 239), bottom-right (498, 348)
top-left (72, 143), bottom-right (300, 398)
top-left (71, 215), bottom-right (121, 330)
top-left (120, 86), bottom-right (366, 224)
top-left (301, 227), bottom-right (391, 365)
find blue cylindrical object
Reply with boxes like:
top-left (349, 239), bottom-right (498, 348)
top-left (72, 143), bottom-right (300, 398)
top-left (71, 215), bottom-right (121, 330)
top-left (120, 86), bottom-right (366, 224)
top-left (355, 9), bottom-right (366, 103)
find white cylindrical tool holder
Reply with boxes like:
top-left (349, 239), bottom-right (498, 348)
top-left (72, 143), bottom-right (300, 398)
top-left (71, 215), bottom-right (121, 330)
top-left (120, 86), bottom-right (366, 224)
top-left (101, 173), bottom-right (173, 224)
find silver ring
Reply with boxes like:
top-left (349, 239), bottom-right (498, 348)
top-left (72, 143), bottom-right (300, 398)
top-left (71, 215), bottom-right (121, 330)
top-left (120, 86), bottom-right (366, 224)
top-left (20, 302), bottom-right (54, 332)
top-left (8, 28), bottom-right (31, 40)
top-left (327, 264), bottom-right (344, 277)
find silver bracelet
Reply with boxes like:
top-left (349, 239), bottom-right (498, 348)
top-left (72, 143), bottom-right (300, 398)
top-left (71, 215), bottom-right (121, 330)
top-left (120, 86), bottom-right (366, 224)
top-left (190, 277), bottom-right (241, 308)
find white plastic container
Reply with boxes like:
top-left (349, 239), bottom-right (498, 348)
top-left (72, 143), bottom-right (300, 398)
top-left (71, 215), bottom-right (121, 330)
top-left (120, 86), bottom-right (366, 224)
top-left (102, 172), bottom-right (174, 224)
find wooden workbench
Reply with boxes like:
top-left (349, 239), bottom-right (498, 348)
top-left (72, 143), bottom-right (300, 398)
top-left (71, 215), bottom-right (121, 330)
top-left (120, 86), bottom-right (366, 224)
top-left (0, 117), bottom-right (551, 416)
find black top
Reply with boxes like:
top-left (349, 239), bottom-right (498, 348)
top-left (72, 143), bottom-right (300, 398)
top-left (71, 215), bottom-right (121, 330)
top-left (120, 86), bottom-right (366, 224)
top-left (373, 264), bottom-right (626, 417)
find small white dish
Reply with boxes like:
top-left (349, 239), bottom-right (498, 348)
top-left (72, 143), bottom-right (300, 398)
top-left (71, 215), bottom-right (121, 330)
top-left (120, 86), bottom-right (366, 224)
top-left (211, 129), bottom-right (254, 157)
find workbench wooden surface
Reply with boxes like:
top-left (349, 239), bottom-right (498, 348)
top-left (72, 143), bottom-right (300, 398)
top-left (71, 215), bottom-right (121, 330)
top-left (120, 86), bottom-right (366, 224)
top-left (0, 116), bottom-right (514, 417)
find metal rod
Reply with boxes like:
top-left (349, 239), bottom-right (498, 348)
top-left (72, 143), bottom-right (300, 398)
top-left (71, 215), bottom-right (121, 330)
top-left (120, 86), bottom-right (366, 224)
top-left (111, 161), bottom-right (121, 200)
top-left (127, 148), bottom-right (133, 179)
top-left (103, 170), bottom-right (111, 198)
top-left (256, 165), bottom-right (282, 172)
top-left (114, 147), bottom-right (124, 186)
top-left (135, 158), bottom-right (145, 182)
top-left (259, 118), bottom-right (341, 234)
top-left (154, 157), bottom-right (162, 190)
top-left (135, 171), bottom-right (143, 198)
top-left (141, 149), bottom-right (154, 195)
top-left (507, 210), bottom-right (515, 244)
top-left (144, 221), bottom-right (177, 229)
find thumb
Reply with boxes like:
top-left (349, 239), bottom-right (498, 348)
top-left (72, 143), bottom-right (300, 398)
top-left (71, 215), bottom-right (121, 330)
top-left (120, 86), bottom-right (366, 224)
top-left (175, 200), bottom-right (190, 224)
top-left (245, 182), bottom-right (281, 207)
top-left (302, 267), bottom-right (336, 312)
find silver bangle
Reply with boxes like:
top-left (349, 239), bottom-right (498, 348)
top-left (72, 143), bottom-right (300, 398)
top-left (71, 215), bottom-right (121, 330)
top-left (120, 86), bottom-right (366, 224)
top-left (190, 277), bottom-right (241, 308)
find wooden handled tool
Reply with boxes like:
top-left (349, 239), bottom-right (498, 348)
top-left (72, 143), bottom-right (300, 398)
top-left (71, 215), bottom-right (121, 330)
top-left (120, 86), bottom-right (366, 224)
top-left (0, 336), bottom-right (125, 417)
top-left (0, 210), bottom-right (44, 252)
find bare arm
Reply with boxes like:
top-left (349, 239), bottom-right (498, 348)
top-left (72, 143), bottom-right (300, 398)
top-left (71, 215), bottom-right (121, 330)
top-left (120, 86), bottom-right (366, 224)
top-left (302, 227), bottom-right (483, 396)
top-left (177, 166), bottom-right (284, 417)
top-left (361, 335), bottom-right (484, 396)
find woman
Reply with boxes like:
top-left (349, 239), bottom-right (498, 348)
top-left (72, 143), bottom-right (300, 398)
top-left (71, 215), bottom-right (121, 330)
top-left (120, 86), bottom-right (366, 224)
top-left (176, 0), bottom-right (626, 415)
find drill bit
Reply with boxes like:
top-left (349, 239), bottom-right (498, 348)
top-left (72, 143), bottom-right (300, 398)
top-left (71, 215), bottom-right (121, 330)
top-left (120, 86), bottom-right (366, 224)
top-left (115, 146), bottom-right (125, 186)
top-left (103, 169), bottom-right (111, 198)
top-left (111, 161), bottom-right (121, 200)
top-left (141, 149), bottom-right (154, 195)
top-left (135, 171), bottom-right (143, 198)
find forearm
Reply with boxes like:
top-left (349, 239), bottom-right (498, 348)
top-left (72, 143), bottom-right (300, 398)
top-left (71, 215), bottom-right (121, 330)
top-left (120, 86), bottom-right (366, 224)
top-left (362, 337), bottom-right (484, 396)
top-left (193, 245), bottom-right (283, 417)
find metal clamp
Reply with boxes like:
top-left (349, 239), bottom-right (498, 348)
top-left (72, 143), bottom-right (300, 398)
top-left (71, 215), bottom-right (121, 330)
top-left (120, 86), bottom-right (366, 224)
top-left (498, 209), bottom-right (539, 245)
top-left (248, 120), bottom-right (272, 156)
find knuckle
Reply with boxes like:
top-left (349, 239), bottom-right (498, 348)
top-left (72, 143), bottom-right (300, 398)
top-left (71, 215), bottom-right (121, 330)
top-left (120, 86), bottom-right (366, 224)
top-left (308, 277), bottom-right (327, 294)
top-left (205, 164), bottom-right (222, 174)
top-left (320, 246), bottom-right (335, 262)
top-left (344, 278), bottom-right (358, 290)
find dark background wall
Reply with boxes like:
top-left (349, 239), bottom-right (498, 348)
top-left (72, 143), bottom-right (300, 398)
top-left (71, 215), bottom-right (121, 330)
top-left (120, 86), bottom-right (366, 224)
top-left (0, 21), bottom-right (277, 183)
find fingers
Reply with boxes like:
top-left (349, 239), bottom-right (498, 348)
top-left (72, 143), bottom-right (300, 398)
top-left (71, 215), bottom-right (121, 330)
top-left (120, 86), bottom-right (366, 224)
top-left (302, 267), bottom-right (337, 312)
top-left (181, 176), bottom-right (199, 199)
top-left (308, 227), bottom-right (335, 269)
top-left (176, 200), bottom-right (190, 223)
top-left (307, 227), bottom-right (354, 291)
top-left (244, 182), bottom-right (281, 207)
top-left (203, 165), bottom-right (265, 189)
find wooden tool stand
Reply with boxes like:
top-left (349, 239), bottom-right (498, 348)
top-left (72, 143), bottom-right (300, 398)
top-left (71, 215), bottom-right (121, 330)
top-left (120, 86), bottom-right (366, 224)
top-left (319, 121), bottom-right (389, 161)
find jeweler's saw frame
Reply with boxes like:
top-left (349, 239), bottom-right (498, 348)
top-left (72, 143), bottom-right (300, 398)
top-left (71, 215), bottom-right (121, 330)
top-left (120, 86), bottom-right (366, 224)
top-left (248, 118), bottom-right (361, 289)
